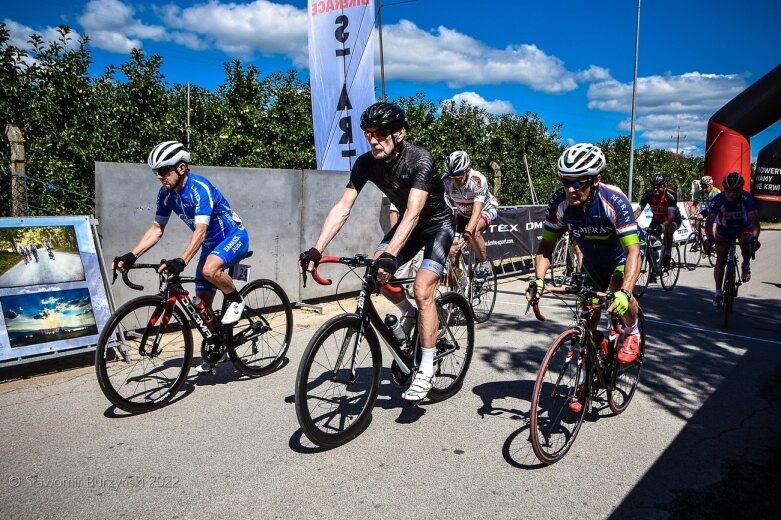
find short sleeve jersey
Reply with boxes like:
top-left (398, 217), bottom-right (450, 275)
top-left (542, 183), bottom-right (640, 266)
top-left (347, 142), bottom-right (452, 225)
top-left (154, 173), bottom-right (242, 246)
top-left (442, 170), bottom-right (499, 217)
top-left (638, 189), bottom-right (679, 221)
top-left (708, 190), bottom-right (757, 230)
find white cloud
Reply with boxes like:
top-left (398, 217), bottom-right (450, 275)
top-left (3, 18), bottom-right (83, 51)
top-left (381, 20), bottom-right (608, 93)
top-left (588, 72), bottom-right (748, 153)
top-left (78, 0), bottom-right (169, 53)
top-left (446, 92), bottom-right (515, 115)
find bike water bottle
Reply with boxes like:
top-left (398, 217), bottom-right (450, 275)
top-left (384, 314), bottom-right (407, 343)
top-left (192, 296), bottom-right (216, 330)
top-left (454, 267), bottom-right (468, 286)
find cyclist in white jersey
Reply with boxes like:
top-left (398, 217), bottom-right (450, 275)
top-left (113, 141), bottom-right (249, 374)
top-left (442, 151), bottom-right (498, 281)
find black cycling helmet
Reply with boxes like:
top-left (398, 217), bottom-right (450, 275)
top-left (360, 102), bottom-right (408, 132)
top-left (722, 171), bottom-right (744, 191)
top-left (650, 173), bottom-right (668, 188)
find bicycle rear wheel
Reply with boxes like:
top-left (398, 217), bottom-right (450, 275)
top-left (607, 309), bottom-right (645, 414)
top-left (549, 236), bottom-right (569, 287)
top-left (229, 279), bottom-right (293, 377)
top-left (95, 295), bottom-right (193, 414)
top-left (294, 314), bottom-right (382, 449)
top-left (469, 257), bottom-right (497, 323)
top-left (723, 262), bottom-right (735, 328)
top-left (427, 292), bottom-right (475, 401)
top-left (530, 329), bottom-right (590, 465)
top-left (683, 232), bottom-right (702, 271)
top-left (660, 244), bottom-right (680, 291)
top-left (633, 253), bottom-right (651, 299)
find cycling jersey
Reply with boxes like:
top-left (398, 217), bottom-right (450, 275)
top-left (443, 169), bottom-right (499, 218)
top-left (348, 142), bottom-right (452, 225)
top-left (543, 183), bottom-right (640, 290)
top-left (154, 173), bottom-right (243, 247)
top-left (638, 189), bottom-right (679, 222)
top-left (709, 190), bottom-right (757, 231)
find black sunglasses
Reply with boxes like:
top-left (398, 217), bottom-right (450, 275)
top-left (363, 129), bottom-right (392, 141)
top-left (560, 177), bottom-right (592, 190)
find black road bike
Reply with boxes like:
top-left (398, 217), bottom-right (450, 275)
top-left (295, 254), bottom-right (475, 449)
top-left (96, 254), bottom-right (293, 413)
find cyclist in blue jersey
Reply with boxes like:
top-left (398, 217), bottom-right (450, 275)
top-left (113, 141), bottom-right (249, 373)
top-left (703, 172), bottom-right (761, 307)
top-left (526, 143), bottom-right (642, 413)
top-left (300, 102), bottom-right (455, 402)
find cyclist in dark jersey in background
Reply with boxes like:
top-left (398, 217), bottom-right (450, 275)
top-left (113, 141), bottom-right (250, 374)
top-left (526, 143), bottom-right (642, 413)
top-left (300, 102), bottom-right (455, 402)
top-left (703, 172), bottom-right (761, 307)
top-left (634, 173), bottom-right (682, 266)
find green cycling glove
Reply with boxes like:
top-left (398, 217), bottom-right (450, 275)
top-left (526, 278), bottom-right (544, 299)
top-left (612, 289), bottom-right (632, 314)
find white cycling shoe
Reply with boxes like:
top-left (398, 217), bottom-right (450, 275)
top-left (221, 299), bottom-right (245, 325)
top-left (195, 352), bottom-right (228, 375)
top-left (402, 371), bottom-right (435, 402)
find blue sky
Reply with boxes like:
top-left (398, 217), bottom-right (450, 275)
top-left (3, 0), bottom-right (781, 158)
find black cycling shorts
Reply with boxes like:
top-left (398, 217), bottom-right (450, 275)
top-left (377, 219), bottom-right (455, 277)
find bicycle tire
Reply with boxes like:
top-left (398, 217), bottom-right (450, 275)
top-left (660, 244), bottom-right (681, 291)
top-left (294, 314), bottom-right (382, 449)
top-left (530, 329), bottom-right (590, 465)
top-left (607, 309), bottom-right (645, 414)
top-left (549, 236), bottom-right (568, 287)
top-left (723, 262), bottom-right (735, 328)
top-left (683, 232), bottom-right (702, 271)
top-left (633, 253), bottom-right (650, 299)
top-left (469, 256), bottom-right (497, 323)
top-left (427, 292), bottom-right (475, 401)
top-left (95, 295), bottom-right (193, 413)
top-left (229, 279), bottom-right (293, 377)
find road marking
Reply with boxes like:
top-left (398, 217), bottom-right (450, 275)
top-left (643, 318), bottom-right (781, 345)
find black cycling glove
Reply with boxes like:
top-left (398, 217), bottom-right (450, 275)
top-left (299, 247), bottom-right (322, 270)
top-left (375, 252), bottom-right (398, 275)
top-left (162, 257), bottom-right (186, 275)
top-left (114, 252), bottom-right (137, 270)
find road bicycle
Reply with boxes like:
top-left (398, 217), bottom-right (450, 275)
top-left (634, 226), bottom-right (680, 297)
top-left (95, 254), bottom-right (293, 413)
top-left (548, 232), bottom-right (580, 287)
top-left (682, 216), bottom-right (715, 271)
top-left (440, 239), bottom-right (497, 323)
top-left (528, 272), bottom-right (646, 464)
top-left (295, 254), bottom-right (475, 449)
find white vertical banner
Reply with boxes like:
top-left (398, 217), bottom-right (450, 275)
top-left (308, 0), bottom-right (375, 171)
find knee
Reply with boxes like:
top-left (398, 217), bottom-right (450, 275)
top-left (201, 262), bottom-right (220, 280)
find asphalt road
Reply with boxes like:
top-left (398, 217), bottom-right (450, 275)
top-left (1, 229), bottom-right (779, 519)
top-left (0, 252), bottom-right (84, 287)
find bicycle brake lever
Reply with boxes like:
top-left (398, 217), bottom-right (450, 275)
top-left (111, 268), bottom-right (118, 285)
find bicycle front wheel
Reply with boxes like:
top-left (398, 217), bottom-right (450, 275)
top-left (723, 262), bottom-right (736, 328)
top-left (229, 279), bottom-right (293, 377)
top-left (469, 257), bottom-right (497, 323)
top-left (633, 253), bottom-right (651, 299)
top-left (295, 314), bottom-right (382, 449)
top-left (530, 329), bottom-right (590, 465)
top-left (427, 292), bottom-right (475, 401)
top-left (608, 309), bottom-right (645, 414)
top-left (549, 236), bottom-right (568, 287)
top-left (683, 232), bottom-right (701, 271)
top-left (95, 295), bottom-right (193, 414)
top-left (660, 244), bottom-right (681, 291)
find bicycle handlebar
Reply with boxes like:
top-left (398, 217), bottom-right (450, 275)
top-left (112, 262), bottom-right (189, 295)
top-left (308, 255), bottom-right (403, 294)
top-left (527, 278), bottom-right (610, 322)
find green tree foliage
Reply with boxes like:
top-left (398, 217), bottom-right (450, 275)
top-left (0, 22), bottom-right (710, 216)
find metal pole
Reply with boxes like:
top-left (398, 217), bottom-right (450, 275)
top-left (627, 0), bottom-right (641, 201)
top-left (377, 0), bottom-right (387, 101)
top-left (6, 123), bottom-right (28, 216)
top-left (186, 82), bottom-right (191, 149)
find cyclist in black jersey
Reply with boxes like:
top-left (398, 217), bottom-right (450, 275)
top-left (300, 102), bottom-right (455, 402)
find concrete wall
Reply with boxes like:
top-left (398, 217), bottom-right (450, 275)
top-left (95, 162), bottom-right (384, 307)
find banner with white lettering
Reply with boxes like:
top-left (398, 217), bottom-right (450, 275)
top-left (308, 0), bottom-right (375, 171)
top-left (484, 206), bottom-right (548, 260)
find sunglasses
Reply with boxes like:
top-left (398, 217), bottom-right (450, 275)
top-left (363, 129), bottom-right (392, 141)
top-left (724, 188), bottom-right (741, 194)
top-left (560, 177), bottom-right (592, 190)
top-left (154, 168), bottom-right (177, 178)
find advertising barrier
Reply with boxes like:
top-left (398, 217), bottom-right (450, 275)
top-left (0, 216), bottom-right (111, 366)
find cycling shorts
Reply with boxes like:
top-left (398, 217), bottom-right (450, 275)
top-left (650, 212), bottom-right (682, 232)
top-left (454, 207), bottom-right (496, 232)
top-left (715, 224), bottom-right (753, 245)
top-left (195, 225), bottom-right (250, 293)
top-left (377, 219), bottom-right (455, 277)
top-left (581, 259), bottom-right (626, 293)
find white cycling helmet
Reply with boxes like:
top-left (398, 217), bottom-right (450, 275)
top-left (148, 141), bottom-right (190, 171)
top-left (557, 142), bottom-right (606, 178)
top-left (444, 151), bottom-right (471, 177)
top-left (700, 175), bottom-right (713, 188)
